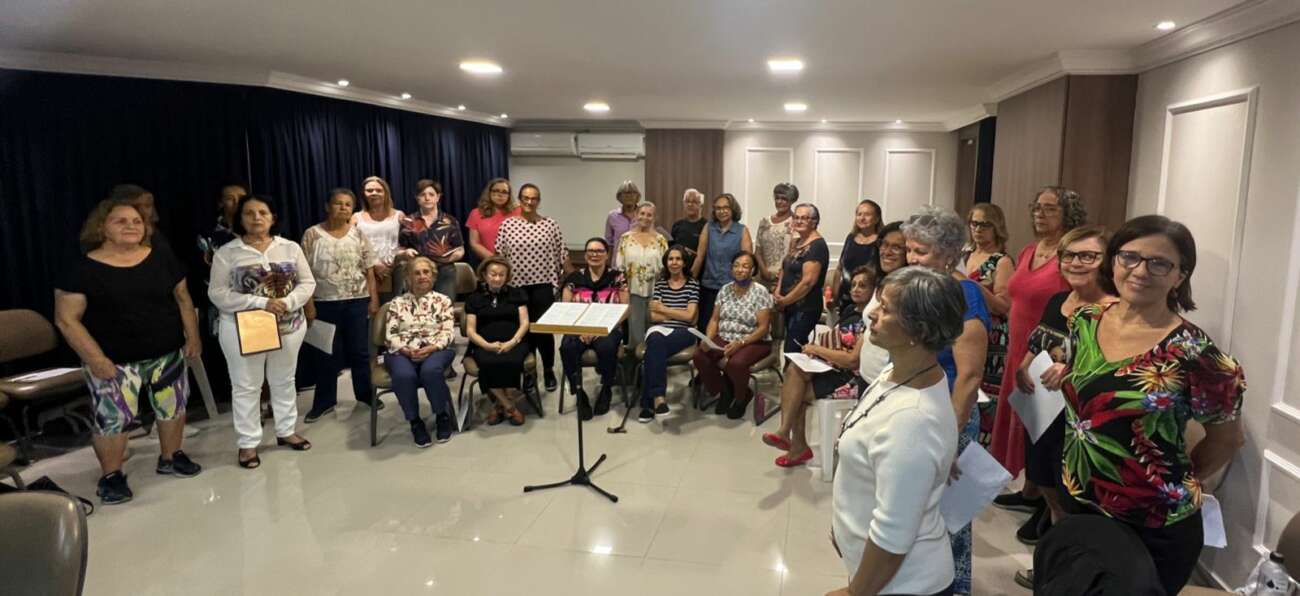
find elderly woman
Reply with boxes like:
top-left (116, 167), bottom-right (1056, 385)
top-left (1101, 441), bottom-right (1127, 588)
top-left (352, 176), bottom-right (404, 300)
top-left (465, 178), bottom-right (520, 261)
top-left (774, 203), bottom-right (829, 359)
top-left (637, 245), bottom-right (700, 422)
top-left (1040, 215), bottom-right (1245, 596)
top-left (399, 178), bottom-right (465, 298)
top-left (763, 266), bottom-right (877, 467)
top-left (755, 182), bottom-right (798, 290)
top-left (559, 237), bottom-right (630, 420)
top-left (209, 195), bottom-right (316, 469)
top-left (496, 183), bottom-right (566, 392)
top-left (669, 189), bottom-right (707, 272)
top-left (989, 187), bottom-right (1086, 537)
top-left (902, 206), bottom-right (991, 596)
top-left (301, 188), bottom-right (380, 423)
top-left (605, 180), bottom-right (641, 248)
top-left (832, 199), bottom-right (883, 312)
top-left (1010, 224), bottom-right (1115, 589)
top-left (465, 256), bottom-right (531, 426)
top-left (616, 201), bottom-right (668, 350)
top-left (827, 267), bottom-right (966, 596)
top-left (691, 193), bottom-right (753, 334)
top-left (384, 257), bottom-right (458, 447)
top-left (692, 251), bottom-right (773, 419)
top-left (55, 198), bottom-right (203, 504)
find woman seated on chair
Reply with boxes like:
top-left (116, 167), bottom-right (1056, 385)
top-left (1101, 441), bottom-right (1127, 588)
top-left (763, 265), bottom-right (877, 468)
top-left (637, 245), bottom-right (700, 423)
top-left (559, 237), bottom-right (629, 422)
top-left (383, 257), bottom-right (457, 448)
top-left (691, 251), bottom-right (773, 420)
top-left (465, 256), bottom-right (531, 427)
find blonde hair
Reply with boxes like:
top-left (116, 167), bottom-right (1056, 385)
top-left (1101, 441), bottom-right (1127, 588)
top-left (361, 176), bottom-right (395, 215)
top-left (405, 256), bottom-right (438, 291)
top-left (477, 177), bottom-right (515, 217)
top-left (79, 198), bottom-right (152, 251)
top-left (967, 203), bottom-right (1009, 252)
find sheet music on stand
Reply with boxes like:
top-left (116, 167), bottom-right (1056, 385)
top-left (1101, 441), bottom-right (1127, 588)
top-left (531, 302), bottom-right (627, 335)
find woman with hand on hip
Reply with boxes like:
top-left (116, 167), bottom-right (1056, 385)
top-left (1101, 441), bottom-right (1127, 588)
top-left (353, 175), bottom-right (404, 301)
top-left (616, 201), bottom-right (668, 350)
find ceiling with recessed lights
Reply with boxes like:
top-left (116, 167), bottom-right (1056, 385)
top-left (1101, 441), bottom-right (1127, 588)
top-left (0, 0), bottom-right (1245, 126)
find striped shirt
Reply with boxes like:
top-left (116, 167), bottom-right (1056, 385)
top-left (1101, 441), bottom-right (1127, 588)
top-left (651, 278), bottom-right (700, 328)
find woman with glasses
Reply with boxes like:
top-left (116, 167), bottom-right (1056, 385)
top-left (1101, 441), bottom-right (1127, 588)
top-left (1039, 215), bottom-right (1244, 596)
top-left (856, 221), bottom-right (907, 382)
top-left (755, 183), bottom-right (798, 291)
top-left (691, 193), bottom-right (753, 334)
top-left (989, 187), bottom-right (1086, 543)
top-left (466, 178), bottom-right (521, 261)
top-left (962, 203), bottom-right (1012, 443)
top-left (559, 237), bottom-right (629, 420)
top-left (496, 183), bottom-right (566, 392)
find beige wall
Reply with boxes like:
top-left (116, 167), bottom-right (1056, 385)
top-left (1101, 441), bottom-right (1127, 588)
top-left (1128, 21), bottom-right (1300, 586)
top-left (509, 155), bottom-right (646, 249)
top-left (722, 129), bottom-right (959, 260)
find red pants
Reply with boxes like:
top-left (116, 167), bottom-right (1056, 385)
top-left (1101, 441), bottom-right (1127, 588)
top-left (692, 338), bottom-right (771, 398)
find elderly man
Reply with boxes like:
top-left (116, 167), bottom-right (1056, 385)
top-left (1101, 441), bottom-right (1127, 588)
top-left (669, 188), bottom-right (706, 272)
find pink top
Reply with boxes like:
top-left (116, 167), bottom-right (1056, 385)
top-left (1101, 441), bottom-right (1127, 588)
top-left (465, 207), bottom-right (522, 255)
top-left (989, 242), bottom-right (1069, 475)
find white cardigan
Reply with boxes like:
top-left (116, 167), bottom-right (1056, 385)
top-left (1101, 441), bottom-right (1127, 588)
top-left (832, 365), bottom-right (958, 595)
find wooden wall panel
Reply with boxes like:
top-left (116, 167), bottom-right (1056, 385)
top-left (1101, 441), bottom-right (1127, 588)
top-left (1060, 75), bottom-right (1138, 235)
top-left (990, 77), bottom-right (1068, 250)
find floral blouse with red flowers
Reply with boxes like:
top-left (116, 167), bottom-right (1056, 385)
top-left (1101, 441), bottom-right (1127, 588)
top-left (1062, 303), bottom-right (1246, 528)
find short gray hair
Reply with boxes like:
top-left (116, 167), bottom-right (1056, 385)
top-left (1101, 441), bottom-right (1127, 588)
top-left (617, 180), bottom-right (641, 199)
top-left (793, 202), bottom-right (820, 227)
top-left (902, 206), bottom-right (965, 267)
top-left (682, 188), bottom-right (703, 203)
top-left (879, 266), bottom-right (967, 352)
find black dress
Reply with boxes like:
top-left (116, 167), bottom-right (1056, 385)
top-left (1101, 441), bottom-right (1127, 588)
top-left (465, 286), bottom-right (530, 389)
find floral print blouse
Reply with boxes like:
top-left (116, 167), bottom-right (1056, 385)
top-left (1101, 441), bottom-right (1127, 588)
top-left (1062, 303), bottom-right (1246, 528)
top-left (756, 215), bottom-right (793, 281)
top-left (384, 291), bottom-right (456, 353)
top-left (616, 232), bottom-right (668, 297)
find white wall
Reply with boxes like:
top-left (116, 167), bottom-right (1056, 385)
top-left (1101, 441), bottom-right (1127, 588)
top-left (1128, 21), bottom-right (1300, 586)
top-left (723, 130), bottom-right (959, 261)
top-left (509, 156), bottom-right (645, 249)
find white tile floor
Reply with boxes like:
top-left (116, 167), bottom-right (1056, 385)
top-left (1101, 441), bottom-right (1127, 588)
top-left (17, 364), bottom-right (1039, 596)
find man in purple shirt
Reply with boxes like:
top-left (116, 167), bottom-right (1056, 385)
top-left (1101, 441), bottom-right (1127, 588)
top-left (605, 180), bottom-right (641, 248)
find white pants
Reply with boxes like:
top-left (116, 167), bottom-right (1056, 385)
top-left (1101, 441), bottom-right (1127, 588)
top-left (218, 318), bottom-right (306, 449)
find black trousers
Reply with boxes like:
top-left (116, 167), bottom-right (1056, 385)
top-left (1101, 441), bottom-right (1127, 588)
top-left (1061, 499), bottom-right (1204, 595)
top-left (520, 283), bottom-right (557, 373)
top-left (696, 286), bottom-right (719, 333)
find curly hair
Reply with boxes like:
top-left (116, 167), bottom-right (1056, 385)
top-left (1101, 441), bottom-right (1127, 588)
top-left (1036, 186), bottom-right (1087, 234)
top-left (901, 206), bottom-right (966, 267)
top-left (79, 198), bottom-right (152, 251)
top-left (477, 178), bottom-right (515, 217)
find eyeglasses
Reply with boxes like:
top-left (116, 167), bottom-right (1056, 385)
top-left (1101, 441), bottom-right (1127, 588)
top-left (1030, 203), bottom-right (1062, 215)
top-left (490, 189), bottom-right (510, 196)
top-left (880, 242), bottom-right (906, 254)
top-left (791, 215), bottom-right (815, 222)
top-left (713, 206), bottom-right (732, 211)
top-left (968, 220), bottom-right (994, 232)
top-left (586, 248), bottom-right (608, 255)
top-left (1060, 250), bottom-right (1103, 265)
top-left (1114, 250), bottom-right (1178, 276)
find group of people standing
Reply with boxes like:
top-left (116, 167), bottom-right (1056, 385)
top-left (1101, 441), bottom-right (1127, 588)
top-left (50, 175), bottom-right (1245, 596)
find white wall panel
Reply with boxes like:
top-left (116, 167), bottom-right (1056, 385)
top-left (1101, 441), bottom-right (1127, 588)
top-left (510, 156), bottom-right (645, 249)
top-left (883, 149), bottom-right (936, 219)
top-left (813, 148), bottom-right (864, 252)
top-left (743, 148), bottom-right (794, 225)
top-left (1254, 451), bottom-right (1300, 556)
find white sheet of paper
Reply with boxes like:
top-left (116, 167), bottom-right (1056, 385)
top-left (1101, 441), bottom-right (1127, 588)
top-left (784, 352), bottom-right (834, 373)
top-left (575, 303), bottom-right (628, 333)
top-left (686, 327), bottom-right (725, 351)
top-left (304, 320), bottom-right (336, 354)
top-left (977, 389), bottom-right (992, 404)
top-left (940, 443), bottom-right (1013, 533)
top-left (1201, 494), bottom-right (1227, 548)
top-left (645, 325), bottom-right (677, 339)
top-left (12, 367), bottom-right (81, 382)
top-left (1008, 351), bottom-right (1068, 443)
top-left (536, 302), bottom-right (588, 327)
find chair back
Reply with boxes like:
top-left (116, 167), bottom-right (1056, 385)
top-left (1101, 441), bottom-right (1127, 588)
top-left (454, 262), bottom-right (478, 298)
top-left (370, 302), bottom-right (392, 350)
top-left (0, 491), bottom-right (89, 595)
top-left (0, 310), bottom-right (59, 364)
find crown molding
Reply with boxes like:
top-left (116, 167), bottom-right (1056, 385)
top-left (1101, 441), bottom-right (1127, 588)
top-left (1134, 0), bottom-right (1300, 70)
top-left (639, 120), bottom-right (730, 129)
top-left (724, 120), bottom-right (949, 133)
top-left (941, 103), bottom-right (999, 131)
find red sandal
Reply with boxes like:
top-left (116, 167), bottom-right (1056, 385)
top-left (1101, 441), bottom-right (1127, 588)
top-left (775, 448), bottom-right (814, 468)
top-left (761, 432), bottom-right (791, 451)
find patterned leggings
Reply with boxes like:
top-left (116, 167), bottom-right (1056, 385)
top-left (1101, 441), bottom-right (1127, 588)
top-left (950, 407), bottom-right (981, 595)
top-left (82, 349), bottom-right (189, 435)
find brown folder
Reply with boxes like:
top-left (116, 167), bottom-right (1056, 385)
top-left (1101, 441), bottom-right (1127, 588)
top-left (235, 309), bottom-right (283, 356)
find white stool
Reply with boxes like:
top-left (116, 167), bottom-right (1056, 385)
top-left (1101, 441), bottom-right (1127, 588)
top-left (808, 398), bottom-right (857, 482)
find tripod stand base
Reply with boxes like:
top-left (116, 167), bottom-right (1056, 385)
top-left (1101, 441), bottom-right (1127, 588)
top-left (523, 453), bottom-right (619, 502)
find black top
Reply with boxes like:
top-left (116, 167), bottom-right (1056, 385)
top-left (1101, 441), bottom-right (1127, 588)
top-left (56, 248), bottom-right (186, 363)
top-left (1027, 291), bottom-right (1071, 362)
top-left (669, 218), bottom-right (707, 270)
top-left (465, 286), bottom-right (528, 343)
top-left (836, 233), bottom-right (879, 309)
top-left (562, 268), bottom-right (628, 304)
top-left (778, 237), bottom-right (830, 313)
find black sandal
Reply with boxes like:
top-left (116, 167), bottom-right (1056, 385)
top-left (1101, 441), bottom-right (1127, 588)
top-left (238, 450), bottom-right (261, 469)
top-left (276, 436), bottom-right (312, 451)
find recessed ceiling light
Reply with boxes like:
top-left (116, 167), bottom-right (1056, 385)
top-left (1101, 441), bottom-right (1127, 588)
top-left (459, 60), bottom-right (503, 75)
top-left (336, 79), bottom-right (349, 87)
top-left (747, 118), bottom-right (755, 123)
top-left (820, 119), bottom-right (827, 123)
top-left (400, 93), bottom-right (411, 100)
top-left (584, 101), bottom-right (611, 113)
top-left (784, 102), bottom-right (808, 113)
top-left (499, 113), bottom-right (508, 118)
top-left (768, 58), bottom-right (804, 73)
top-left (894, 119), bottom-right (903, 124)
top-left (457, 104), bottom-right (466, 111)
top-left (1155, 21), bottom-right (1176, 31)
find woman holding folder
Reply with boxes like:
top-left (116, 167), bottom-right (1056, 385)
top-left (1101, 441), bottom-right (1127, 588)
top-left (209, 195), bottom-right (316, 469)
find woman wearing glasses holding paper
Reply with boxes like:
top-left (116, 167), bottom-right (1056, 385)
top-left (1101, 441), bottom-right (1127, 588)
top-left (1039, 215), bottom-right (1245, 596)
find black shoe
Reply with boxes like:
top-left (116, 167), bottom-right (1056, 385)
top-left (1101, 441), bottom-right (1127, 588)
top-left (637, 408), bottom-right (655, 423)
top-left (156, 450), bottom-right (202, 478)
top-left (575, 387), bottom-right (593, 421)
top-left (1013, 568), bottom-right (1034, 589)
top-left (411, 419), bottom-right (432, 448)
top-left (96, 471), bottom-right (133, 505)
top-left (593, 385), bottom-right (612, 416)
top-left (445, 367), bottom-right (457, 379)
top-left (1017, 505), bottom-right (1048, 545)
top-left (654, 402), bottom-right (670, 416)
top-left (713, 384), bottom-right (734, 415)
top-left (359, 398), bottom-right (386, 411)
top-left (544, 369), bottom-right (558, 392)
top-left (993, 491), bottom-right (1044, 513)
top-left (435, 413), bottom-right (454, 443)
top-left (726, 389), bottom-right (752, 420)
top-left (304, 405), bottom-right (335, 424)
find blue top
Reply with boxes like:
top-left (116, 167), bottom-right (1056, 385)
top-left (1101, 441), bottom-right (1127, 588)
top-left (939, 279), bottom-right (992, 391)
top-left (701, 221), bottom-right (746, 290)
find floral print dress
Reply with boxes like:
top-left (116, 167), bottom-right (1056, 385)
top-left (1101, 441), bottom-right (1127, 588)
top-left (964, 250), bottom-right (1009, 445)
top-left (1062, 303), bottom-right (1245, 528)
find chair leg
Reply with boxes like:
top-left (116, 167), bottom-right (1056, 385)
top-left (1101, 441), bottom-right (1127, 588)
top-left (0, 414), bottom-right (31, 464)
top-left (557, 374), bottom-right (566, 415)
top-left (455, 374), bottom-right (471, 432)
top-left (370, 388), bottom-right (380, 447)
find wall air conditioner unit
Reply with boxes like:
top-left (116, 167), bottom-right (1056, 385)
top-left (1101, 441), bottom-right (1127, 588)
top-left (577, 133), bottom-right (644, 160)
top-left (510, 132), bottom-right (578, 156)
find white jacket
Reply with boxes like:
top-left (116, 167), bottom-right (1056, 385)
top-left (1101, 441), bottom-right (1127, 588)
top-left (208, 236), bottom-right (316, 334)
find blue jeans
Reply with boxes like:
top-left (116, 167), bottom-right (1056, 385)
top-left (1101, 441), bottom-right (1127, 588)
top-left (309, 298), bottom-right (373, 411)
top-left (640, 327), bottom-right (696, 407)
top-left (384, 349), bottom-right (455, 421)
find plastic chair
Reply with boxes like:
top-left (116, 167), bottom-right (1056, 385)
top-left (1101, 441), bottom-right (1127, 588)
top-left (0, 491), bottom-right (88, 595)
top-left (808, 398), bottom-right (857, 482)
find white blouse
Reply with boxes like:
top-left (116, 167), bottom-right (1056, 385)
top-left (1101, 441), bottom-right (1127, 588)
top-left (208, 236), bottom-right (317, 334)
top-left (832, 366), bottom-right (957, 596)
top-left (352, 210), bottom-right (403, 267)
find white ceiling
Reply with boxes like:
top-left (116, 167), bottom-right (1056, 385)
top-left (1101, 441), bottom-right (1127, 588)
top-left (0, 0), bottom-right (1249, 126)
